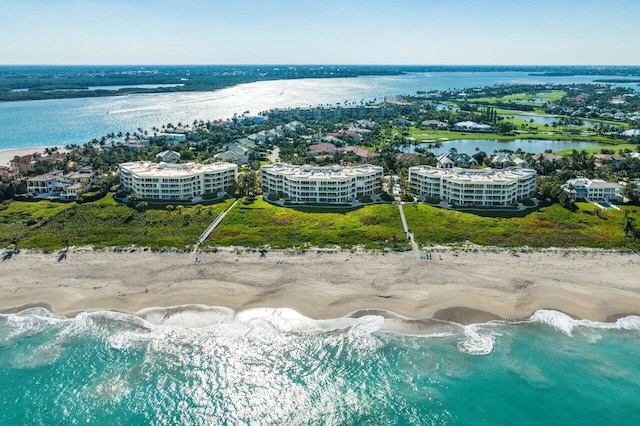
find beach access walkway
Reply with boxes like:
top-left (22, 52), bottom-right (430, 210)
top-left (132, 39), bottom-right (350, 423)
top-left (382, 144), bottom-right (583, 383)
top-left (394, 192), bottom-right (420, 254)
top-left (194, 198), bottom-right (240, 250)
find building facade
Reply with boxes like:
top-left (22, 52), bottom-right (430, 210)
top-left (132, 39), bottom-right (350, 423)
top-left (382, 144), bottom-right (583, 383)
top-left (409, 166), bottom-right (537, 207)
top-left (119, 161), bottom-right (237, 201)
top-left (27, 169), bottom-right (95, 199)
top-left (562, 178), bottom-right (624, 203)
top-left (261, 163), bottom-right (383, 204)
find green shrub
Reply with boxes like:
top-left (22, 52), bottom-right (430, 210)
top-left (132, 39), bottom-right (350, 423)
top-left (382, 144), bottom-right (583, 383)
top-left (380, 192), bottom-right (394, 202)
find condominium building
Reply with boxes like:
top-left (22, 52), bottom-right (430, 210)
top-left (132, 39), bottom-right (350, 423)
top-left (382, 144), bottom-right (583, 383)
top-left (261, 163), bottom-right (383, 204)
top-left (409, 166), bottom-right (537, 207)
top-left (119, 161), bottom-right (237, 201)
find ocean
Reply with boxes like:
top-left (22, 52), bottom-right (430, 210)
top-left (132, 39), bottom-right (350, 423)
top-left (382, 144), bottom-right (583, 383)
top-left (1, 307), bottom-right (639, 424)
top-left (1, 71), bottom-right (638, 151)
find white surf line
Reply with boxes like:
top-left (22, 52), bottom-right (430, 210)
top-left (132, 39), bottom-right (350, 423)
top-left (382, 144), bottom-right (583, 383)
top-left (193, 198), bottom-right (241, 251)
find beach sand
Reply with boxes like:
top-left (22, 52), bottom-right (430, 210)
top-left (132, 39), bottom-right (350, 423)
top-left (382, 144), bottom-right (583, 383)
top-left (0, 146), bottom-right (65, 167)
top-left (1, 248), bottom-right (639, 324)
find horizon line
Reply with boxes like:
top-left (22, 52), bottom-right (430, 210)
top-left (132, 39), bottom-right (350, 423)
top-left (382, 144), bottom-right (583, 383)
top-left (1, 64), bottom-right (640, 68)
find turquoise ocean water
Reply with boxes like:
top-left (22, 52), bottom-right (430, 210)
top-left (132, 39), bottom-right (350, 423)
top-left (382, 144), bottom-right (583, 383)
top-left (1, 307), bottom-right (639, 424)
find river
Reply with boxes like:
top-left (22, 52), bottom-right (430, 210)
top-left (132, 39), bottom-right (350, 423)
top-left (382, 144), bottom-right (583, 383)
top-left (0, 71), bottom-right (637, 150)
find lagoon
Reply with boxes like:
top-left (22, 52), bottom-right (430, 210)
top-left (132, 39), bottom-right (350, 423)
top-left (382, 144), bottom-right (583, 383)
top-left (404, 139), bottom-right (603, 155)
top-left (0, 71), bottom-right (637, 151)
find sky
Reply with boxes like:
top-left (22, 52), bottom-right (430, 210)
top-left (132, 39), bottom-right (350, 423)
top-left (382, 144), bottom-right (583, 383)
top-left (1, 0), bottom-right (639, 65)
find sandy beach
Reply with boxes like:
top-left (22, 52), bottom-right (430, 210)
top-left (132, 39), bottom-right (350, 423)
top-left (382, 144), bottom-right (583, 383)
top-left (0, 146), bottom-right (65, 167)
top-left (1, 248), bottom-right (639, 324)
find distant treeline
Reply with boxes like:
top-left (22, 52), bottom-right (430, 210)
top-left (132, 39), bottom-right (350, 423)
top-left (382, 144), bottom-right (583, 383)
top-left (3, 65), bottom-right (640, 102)
top-left (0, 65), bottom-right (404, 101)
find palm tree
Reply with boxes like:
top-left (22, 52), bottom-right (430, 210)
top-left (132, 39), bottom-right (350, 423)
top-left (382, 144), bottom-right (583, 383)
top-left (623, 216), bottom-right (637, 241)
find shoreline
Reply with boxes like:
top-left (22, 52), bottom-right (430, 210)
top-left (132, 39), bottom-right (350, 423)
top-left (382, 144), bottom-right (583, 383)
top-left (1, 248), bottom-right (639, 325)
top-left (0, 146), bottom-right (65, 167)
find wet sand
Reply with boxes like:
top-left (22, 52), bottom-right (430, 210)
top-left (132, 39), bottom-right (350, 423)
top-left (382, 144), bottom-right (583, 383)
top-left (1, 248), bottom-right (639, 324)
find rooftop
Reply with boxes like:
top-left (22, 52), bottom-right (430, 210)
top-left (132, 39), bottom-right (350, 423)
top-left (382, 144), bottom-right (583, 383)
top-left (410, 166), bottom-right (536, 183)
top-left (120, 161), bottom-right (236, 178)
top-left (262, 163), bottom-right (383, 180)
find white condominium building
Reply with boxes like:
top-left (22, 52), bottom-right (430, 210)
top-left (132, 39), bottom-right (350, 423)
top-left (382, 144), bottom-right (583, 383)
top-left (261, 163), bottom-right (383, 204)
top-left (409, 166), bottom-right (537, 207)
top-left (119, 161), bottom-right (237, 200)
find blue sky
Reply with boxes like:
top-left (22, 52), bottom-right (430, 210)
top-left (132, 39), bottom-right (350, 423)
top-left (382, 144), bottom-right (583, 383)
top-left (1, 0), bottom-right (639, 65)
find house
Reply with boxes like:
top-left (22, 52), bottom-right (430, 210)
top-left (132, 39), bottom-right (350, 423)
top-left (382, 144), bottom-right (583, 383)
top-left (10, 154), bottom-right (41, 173)
top-left (235, 138), bottom-right (257, 149)
top-left (490, 154), bottom-right (516, 168)
top-left (395, 153), bottom-right (418, 165)
top-left (123, 138), bottom-right (150, 150)
top-left (355, 119), bottom-right (376, 128)
top-left (437, 152), bottom-right (477, 168)
top-left (421, 119), bottom-right (448, 129)
top-left (327, 130), bottom-right (363, 143)
top-left (26, 168), bottom-right (95, 198)
top-left (534, 152), bottom-right (565, 163)
top-left (215, 151), bottom-right (249, 165)
top-left (247, 133), bottom-right (266, 143)
top-left (237, 115), bottom-right (268, 125)
top-left (489, 154), bottom-right (529, 169)
top-left (0, 166), bottom-right (18, 179)
top-left (157, 133), bottom-right (186, 144)
top-left (337, 146), bottom-right (380, 159)
top-left (622, 129), bottom-right (640, 137)
top-left (562, 178), bottom-right (624, 203)
top-left (593, 154), bottom-right (624, 170)
top-left (156, 150), bottom-right (181, 163)
top-left (453, 121), bottom-right (492, 132)
top-left (393, 118), bottom-right (414, 126)
top-left (285, 121), bottom-right (305, 132)
top-left (308, 143), bottom-right (337, 157)
top-left (27, 170), bottom-right (64, 195)
top-left (321, 135), bottom-right (343, 144)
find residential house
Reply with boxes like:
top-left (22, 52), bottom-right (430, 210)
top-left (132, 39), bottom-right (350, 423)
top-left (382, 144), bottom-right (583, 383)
top-left (562, 178), bottom-right (624, 203)
top-left (0, 166), bottom-right (18, 179)
top-left (157, 133), bottom-right (186, 144)
top-left (453, 121), bottom-right (492, 132)
top-left (593, 154), bottom-right (624, 170)
top-left (437, 152), bottom-right (478, 169)
top-left (156, 150), bottom-right (181, 163)
top-left (308, 143), bottom-right (337, 157)
top-left (337, 146), bottom-right (380, 160)
top-left (421, 119), bottom-right (448, 129)
top-left (489, 154), bottom-right (529, 169)
top-left (10, 154), bottom-right (38, 173)
top-left (26, 168), bottom-right (95, 198)
top-left (123, 138), bottom-right (150, 150)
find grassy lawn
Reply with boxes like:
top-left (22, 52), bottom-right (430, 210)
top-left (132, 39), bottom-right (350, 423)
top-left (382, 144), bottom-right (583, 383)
top-left (407, 126), bottom-right (617, 144)
top-left (555, 143), bottom-right (639, 155)
top-left (207, 197), bottom-right (409, 250)
top-left (14, 195), bottom-right (234, 251)
top-left (0, 200), bottom-right (75, 248)
top-left (466, 90), bottom-right (566, 104)
top-left (404, 202), bottom-right (640, 249)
